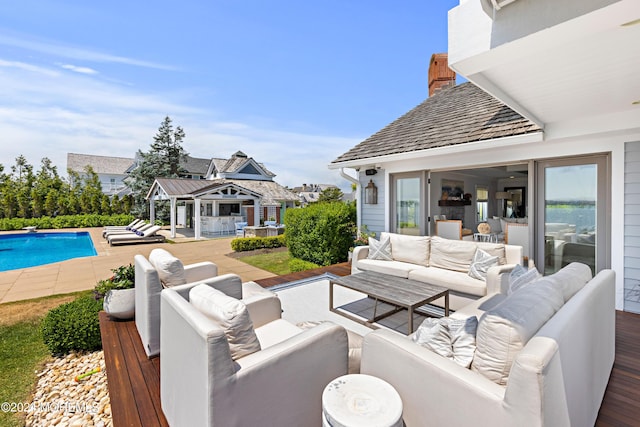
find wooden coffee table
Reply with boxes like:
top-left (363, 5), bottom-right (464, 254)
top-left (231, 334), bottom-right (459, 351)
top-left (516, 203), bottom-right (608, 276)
top-left (329, 271), bottom-right (449, 335)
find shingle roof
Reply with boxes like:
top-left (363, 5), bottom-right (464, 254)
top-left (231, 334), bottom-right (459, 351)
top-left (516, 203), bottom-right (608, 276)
top-left (151, 177), bottom-right (298, 204)
top-left (331, 82), bottom-right (542, 164)
top-left (179, 155), bottom-right (211, 175)
top-left (67, 153), bottom-right (134, 175)
top-left (211, 156), bottom-right (275, 177)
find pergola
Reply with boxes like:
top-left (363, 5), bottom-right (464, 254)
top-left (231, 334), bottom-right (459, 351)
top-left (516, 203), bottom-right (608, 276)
top-left (146, 178), bottom-right (263, 239)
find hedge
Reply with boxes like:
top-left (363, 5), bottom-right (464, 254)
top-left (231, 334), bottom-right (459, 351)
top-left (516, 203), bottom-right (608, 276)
top-left (284, 202), bottom-right (356, 266)
top-left (40, 296), bottom-right (103, 355)
top-left (0, 214), bottom-right (135, 231)
top-left (289, 258), bottom-right (320, 272)
top-left (230, 235), bottom-right (286, 252)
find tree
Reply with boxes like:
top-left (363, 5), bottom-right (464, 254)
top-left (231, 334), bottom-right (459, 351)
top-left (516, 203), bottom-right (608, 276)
top-left (318, 187), bottom-right (344, 203)
top-left (127, 116), bottom-right (188, 220)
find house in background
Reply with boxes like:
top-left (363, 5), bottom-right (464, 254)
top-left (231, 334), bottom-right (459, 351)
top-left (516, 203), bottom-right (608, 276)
top-left (330, 0), bottom-right (640, 314)
top-left (67, 153), bottom-right (134, 196)
top-left (292, 183), bottom-right (342, 206)
top-left (146, 150), bottom-right (298, 239)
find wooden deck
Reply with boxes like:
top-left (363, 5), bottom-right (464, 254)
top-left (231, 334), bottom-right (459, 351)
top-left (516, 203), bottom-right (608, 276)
top-left (100, 265), bottom-right (640, 426)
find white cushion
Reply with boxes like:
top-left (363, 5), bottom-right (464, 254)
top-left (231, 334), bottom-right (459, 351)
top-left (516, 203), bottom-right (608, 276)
top-left (367, 235), bottom-right (393, 261)
top-left (381, 232), bottom-right (430, 266)
top-left (412, 316), bottom-right (478, 368)
top-left (189, 284), bottom-right (261, 360)
top-left (149, 248), bottom-right (186, 288)
top-left (544, 262), bottom-right (593, 302)
top-left (429, 236), bottom-right (477, 273)
top-left (471, 280), bottom-right (563, 385)
top-left (468, 248), bottom-right (499, 281)
top-left (507, 264), bottom-right (541, 295)
top-left (475, 242), bottom-right (507, 265)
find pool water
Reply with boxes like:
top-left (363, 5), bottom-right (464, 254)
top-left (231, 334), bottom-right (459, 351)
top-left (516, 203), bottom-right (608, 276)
top-left (0, 232), bottom-right (97, 272)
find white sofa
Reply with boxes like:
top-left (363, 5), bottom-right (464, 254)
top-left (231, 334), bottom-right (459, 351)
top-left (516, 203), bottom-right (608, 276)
top-left (160, 283), bottom-right (349, 427)
top-left (360, 263), bottom-right (615, 427)
top-left (352, 233), bottom-right (524, 310)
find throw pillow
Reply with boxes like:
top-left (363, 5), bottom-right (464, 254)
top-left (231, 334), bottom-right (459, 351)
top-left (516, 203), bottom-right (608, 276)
top-left (412, 318), bottom-right (452, 359)
top-left (367, 236), bottom-right (393, 261)
top-left (149, 248), bottom-right (186, 288)
top-left (508, 264), bottom-right (542, 294)
top-left (471, 280), bottom-right (563, 385)
top-left (412, 316), bottom-right (478, 368)
top-left (468, 248), bottom-right (499, 281)
top-left (189, 284), bottom-right (261, 360)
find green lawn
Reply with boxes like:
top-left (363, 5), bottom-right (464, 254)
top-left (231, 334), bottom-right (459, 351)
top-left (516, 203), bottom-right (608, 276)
top-left (0, 292), bottom-right (90, 427)
top-left (239, 250), bottom-right (292, 275)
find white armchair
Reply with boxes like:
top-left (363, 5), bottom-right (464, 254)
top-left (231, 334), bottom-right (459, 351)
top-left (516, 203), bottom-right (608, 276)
top-left (160, 285), bottom-right (349, 427)
top-left (135, 249), bottom-right (222, 358)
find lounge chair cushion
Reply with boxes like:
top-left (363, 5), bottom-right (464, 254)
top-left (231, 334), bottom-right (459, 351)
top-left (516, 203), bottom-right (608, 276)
top-left (471, 279), bottom-right (563, 385)
top-left (543, 262), bottom-right (592, 302)
top-left (149, 249), bottom-right (186, 288)
top-left (189, 284), bottom-right (261, 360)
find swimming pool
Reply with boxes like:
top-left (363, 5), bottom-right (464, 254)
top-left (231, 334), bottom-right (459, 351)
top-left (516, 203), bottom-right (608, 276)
top-left (0, 232), bottom-right (97, 272)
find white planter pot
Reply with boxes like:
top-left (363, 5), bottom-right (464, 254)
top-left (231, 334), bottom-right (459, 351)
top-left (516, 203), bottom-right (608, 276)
top-left (103, 288), bottom-right (135, 320)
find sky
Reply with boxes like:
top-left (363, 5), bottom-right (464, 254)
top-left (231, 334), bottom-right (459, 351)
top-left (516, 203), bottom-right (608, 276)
top-left (0, 1), bottom-right (459, 190)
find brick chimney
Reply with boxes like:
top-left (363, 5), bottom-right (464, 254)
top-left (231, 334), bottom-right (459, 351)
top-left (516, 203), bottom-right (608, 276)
top-left (428, 53), bottom-right (456, 97)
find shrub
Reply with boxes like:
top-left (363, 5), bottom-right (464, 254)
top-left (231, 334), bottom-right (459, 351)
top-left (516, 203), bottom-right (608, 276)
top-left (40, 296), bottom-right (103, 355)
top-left (289, 257), bottom-right (320, 272)
top-left (285, 202), bottom-right (356, 266)
top-left (230, 235), bottom-right (286, 252)
top-left (0, 214), bottom-right (135, 231)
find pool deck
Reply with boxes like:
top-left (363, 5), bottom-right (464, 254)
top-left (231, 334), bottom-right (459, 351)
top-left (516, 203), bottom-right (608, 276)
top-left (0, 227), bottom-right (276, 304)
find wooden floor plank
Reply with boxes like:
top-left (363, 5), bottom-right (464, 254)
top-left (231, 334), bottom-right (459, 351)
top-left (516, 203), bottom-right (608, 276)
top-left (100, 267), bottom-right (640, 427)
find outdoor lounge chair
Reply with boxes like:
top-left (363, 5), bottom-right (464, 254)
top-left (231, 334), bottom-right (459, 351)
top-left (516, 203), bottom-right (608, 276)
top-left (160, 280), bottom-right (349, 426)
top-left (107, 225), bottom-right (164, 246)
top-left (103, 222), bottom-right (151, 238)
top-left (135, 249), bottom-right (219, 357)
top-left (102, 219), bottom-right (145, 237)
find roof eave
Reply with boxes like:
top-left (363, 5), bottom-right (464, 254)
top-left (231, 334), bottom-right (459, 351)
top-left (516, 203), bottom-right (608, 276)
top-left (328, 130), bottom-right (544, 169)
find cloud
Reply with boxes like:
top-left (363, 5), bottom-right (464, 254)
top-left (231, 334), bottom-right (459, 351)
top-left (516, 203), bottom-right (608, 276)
top-left (0, 32), bottom-right (177, 71)
top-left (60, 64), bottom-right (98, 75)
top-left (0, 57), bottom-right (359, 190)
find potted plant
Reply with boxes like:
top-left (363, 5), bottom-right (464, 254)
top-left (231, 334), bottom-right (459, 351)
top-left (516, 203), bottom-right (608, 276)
top-left (349, 225), bottom-right (376, 260)
top-left (94, 263), bottom-right (135, 320)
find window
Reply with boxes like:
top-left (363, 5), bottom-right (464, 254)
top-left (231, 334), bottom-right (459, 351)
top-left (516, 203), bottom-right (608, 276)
top-left (476, 186), bottom-right (488, 222)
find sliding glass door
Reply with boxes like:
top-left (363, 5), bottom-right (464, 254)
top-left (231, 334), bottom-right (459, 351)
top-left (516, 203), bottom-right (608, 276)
top-left (392, 173), bottom-right (423, 235)
top-left (536, 155), bottom-right (610, 275)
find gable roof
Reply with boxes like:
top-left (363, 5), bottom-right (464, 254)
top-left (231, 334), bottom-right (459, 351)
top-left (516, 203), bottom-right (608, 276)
top-left (179, 155), bottom-right (211, 175)
top-left (67, 153), bottom-right (134, 175)
top-left (147, 177), bottom-right (298, 204)
top-left (210, 156), bottom-right (275, 177)
top-left (331, 82), bottom-right (542, 165)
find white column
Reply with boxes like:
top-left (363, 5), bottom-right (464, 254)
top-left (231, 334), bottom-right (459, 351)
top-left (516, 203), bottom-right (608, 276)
top-left (170, 197), bottom-right (177, 238)
top-left (254, 199), bottom-right (261, 226)
top-left (149, 197), bottom-right (155, 224)
top-left (194, 198), bottom-right (202, 239)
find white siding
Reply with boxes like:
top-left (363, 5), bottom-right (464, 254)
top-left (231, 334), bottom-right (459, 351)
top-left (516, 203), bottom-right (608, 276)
top-left (359, 170), bottom-right (385, 237)
top-left (624, 141), bottom-right (640, 313)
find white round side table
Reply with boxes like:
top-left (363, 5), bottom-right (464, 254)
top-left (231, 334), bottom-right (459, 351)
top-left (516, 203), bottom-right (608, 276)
top-left (322, 374), bottom-right (403, 427)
